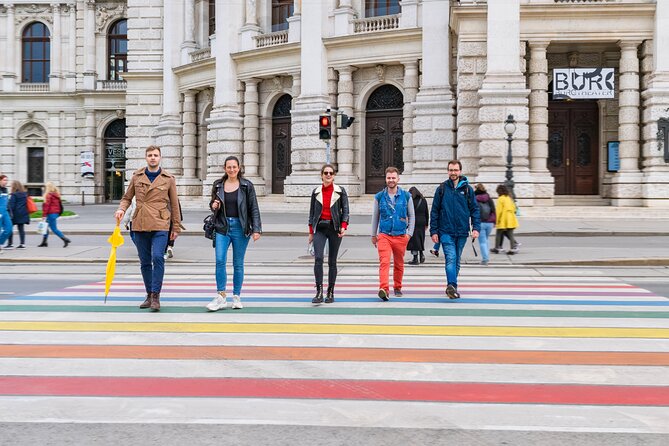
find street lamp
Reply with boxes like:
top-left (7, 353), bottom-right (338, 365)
top-left (503, 114), bottom-right (517, 200)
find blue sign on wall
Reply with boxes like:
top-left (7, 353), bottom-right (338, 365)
top-left (607, 141), bottom-right (620, 172)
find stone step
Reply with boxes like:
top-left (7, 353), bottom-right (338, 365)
top-left (553, 195), bottom-right (610, 206)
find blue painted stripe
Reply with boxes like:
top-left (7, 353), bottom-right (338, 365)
top-left (9, 295), bottom-right (669, 306)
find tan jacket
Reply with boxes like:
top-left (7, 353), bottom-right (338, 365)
top-left (118, 168), bottom-right (182, 233)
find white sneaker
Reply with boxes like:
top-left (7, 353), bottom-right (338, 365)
top-left (206, 292), bottom-right (227, 311)
top-left (232, 295), bottom-right (243, 310)
top-left (166, 246), bottom-right (174, 258)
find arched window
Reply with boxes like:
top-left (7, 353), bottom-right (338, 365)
top-left (272, 0), bottom-right (293, 32)
top-left (22, 22), bottom-right (50, 83)
top-left (365, 0), bottom-right (400, 18)
top-left (108, 19), bottom-right (128, 81)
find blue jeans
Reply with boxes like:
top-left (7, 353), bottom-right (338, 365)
top-left (478, 222), bottom-right (495, 262)
top-left (0, 211), bottom-right (12, 245)
top-left (440, 234), bottom-right (467, 288)
top-left (215, 217), bottom-right (250, 296)
top-left (133, 231), bottom-right (169, 294)
top-left (45, 213), bottom-right (66, 240)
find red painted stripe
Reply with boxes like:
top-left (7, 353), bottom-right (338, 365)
top-left (1, 376), bottom-right (667, 406)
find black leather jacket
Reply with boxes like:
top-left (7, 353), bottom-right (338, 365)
top-left (210, 178), bottom-right (262, 236)
top-left (308, 183), bottom-right (350, 232)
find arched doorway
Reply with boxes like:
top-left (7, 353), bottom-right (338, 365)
top-left (365, 85), bottom-right (403, 193)
top-left (272, 94), bottom-right (292, 194)
top-left (103, 119), bottom-right (126, 202)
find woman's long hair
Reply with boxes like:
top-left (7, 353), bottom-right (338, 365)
top-left (409, 186), bottom-right (424, 201)
top-left (11, 180), bottom-right (26, 193)
top-left (44, 182), bottom-right (60, 199)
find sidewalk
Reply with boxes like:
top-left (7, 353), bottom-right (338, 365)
top-left (2, 204), bottom-right (669, 266)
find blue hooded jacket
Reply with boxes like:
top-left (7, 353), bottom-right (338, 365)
top-left (429, 176), bottom-right (481, 237)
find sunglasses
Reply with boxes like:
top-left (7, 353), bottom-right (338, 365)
top-left (323, 171), bottom-right (335, 176)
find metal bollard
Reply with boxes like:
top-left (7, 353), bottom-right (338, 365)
top-left (81, 191), bottom-right (85, 206)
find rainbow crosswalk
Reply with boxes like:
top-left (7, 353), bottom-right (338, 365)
top-left (1, 266), bottom-right (668, 432)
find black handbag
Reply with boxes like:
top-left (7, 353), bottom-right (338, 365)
top-left (203, 212), bottom-right (216, 240)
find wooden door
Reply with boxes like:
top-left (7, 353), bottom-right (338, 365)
top-left (365, 111), bottom-right (403, 194)
top-left (547, 101), bottom-right (599, 195)
top-left (271, 118), bottom-right (291, 194)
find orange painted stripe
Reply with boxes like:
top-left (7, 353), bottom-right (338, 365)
top-left (2, 345), bottom-right (668, 366)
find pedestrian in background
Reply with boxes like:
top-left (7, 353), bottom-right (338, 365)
top-left (430, 160), bottom-right (480, 299)
top-left (407, 186), bottom-right (428, 265)
top-left (206, 156), bottom-right (262, 312)
top-left (6, 180), bottom-right (30, 250)
top-left (114, 145), bottom-right (182, 312)
top-left (0, 175), bottom-right (12, 253)
top-left (308, 164), bottom-right (350, 304)
top-left (474, 183), bottom-right (496, 265)
top-left (492, 184), bottom-right (519, 255)
top-left (371, 166), bottom-right (415, 300)
top-left (38, 182), bottom-right (71, 249)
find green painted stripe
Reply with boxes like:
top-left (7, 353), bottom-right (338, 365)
top-left (0, 305), bottom-right (668, 319)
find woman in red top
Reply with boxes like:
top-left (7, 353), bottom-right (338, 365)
top-left (38, 182), bottom-right (71, 248)
top-left (307, 164), bottom-right (350, 304)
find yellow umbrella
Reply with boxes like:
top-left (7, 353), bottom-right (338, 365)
top-left (104, 223), bottom-right (125, 303)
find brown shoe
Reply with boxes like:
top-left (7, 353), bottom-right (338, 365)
top-left (139, 293), bottom-right (152, 309)
top-left (150, 292), bottom-right (161, 311)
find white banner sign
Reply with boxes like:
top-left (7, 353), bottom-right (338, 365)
top-left (80, 151), bottom-right (94, 177)
top-left (553, 68), bottom-right (615, 99)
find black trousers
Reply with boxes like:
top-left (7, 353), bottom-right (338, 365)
top-left (495, 228), bottom-right (517, 249)
top-left (7, 224), bottom-right (25, 246)
top-left (313, 222), bottom-right (342, 287)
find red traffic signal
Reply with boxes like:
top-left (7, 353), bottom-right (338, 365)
top-left (319, 114), bottom-right (332, 140)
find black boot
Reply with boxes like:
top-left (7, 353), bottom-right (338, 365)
top-left (325, 284), bottom-right (335, 304)
top-left (311, 285), bottom-right (324, 304)
top-left (408, 255), bottom-right (419, 265)
top-left (419, 252), bottom-right (425, 263)
top-left (38, 236), bottom-right (48, 247)
top-left (62, 237), bottom-right (71, 248)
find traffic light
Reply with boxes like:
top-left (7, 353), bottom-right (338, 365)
top-left (336, 113), bottom-right (355, 129)
top-left (319, 114), bottom-right (332, 140)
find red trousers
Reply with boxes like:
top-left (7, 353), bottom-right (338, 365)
top-left (377, 233), bottom-right (409, 292)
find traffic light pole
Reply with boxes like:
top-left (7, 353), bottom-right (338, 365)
top-left (325, 141), bottom-right (331, 163)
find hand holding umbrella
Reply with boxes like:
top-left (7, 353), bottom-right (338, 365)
top-left (104, 220), bottom-right (125, 303)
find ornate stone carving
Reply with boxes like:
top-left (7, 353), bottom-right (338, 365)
top-left (15, 4), bottom-right (53, 26)
top-left (18, 122), bottom-right (48, 142)
top-left (375, 64), bottom-right (386, 82)
top-left (271, 76), bottom-right (283, 91)
top-left (95, 2), bottom-right (127, 33)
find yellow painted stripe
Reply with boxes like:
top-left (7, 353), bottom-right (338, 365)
top-left (0, 321), bottom-right (668, 338)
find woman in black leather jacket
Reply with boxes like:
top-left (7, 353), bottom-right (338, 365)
top-left (308, 164), bottom-right (350, 304)
top-left (205, 156), bottom-right (262, 312)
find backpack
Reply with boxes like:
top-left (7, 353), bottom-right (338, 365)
top-left (478, 200), bottom-right (492, 221)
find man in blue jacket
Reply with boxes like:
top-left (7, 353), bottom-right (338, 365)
top-left (430, 160), bottom-right (481, 299)
top-left (0, 175), bottom-right (12, 253)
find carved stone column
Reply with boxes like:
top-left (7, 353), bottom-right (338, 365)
top-left (641, 0), bottom-right (669, 207)
top-left (182, 0), bottom-right (197, 63)
top-left (334, 0), bottom-right (354, 36)
top-left (83, 0), bottom-right (97, 90)
top-left (65, 3), bottom-right (77, 91)
top-left (331, 65), bottom-right (359, 196)
top-left (49, 4), bottom-right (62, 91)
top-left (477, 0), bottom-right (530, 201)
top-left (284, 0), bottom-right (330, 199)
top-left (207, 0), bottom-right (244, 186)
top-left (3, 4), bottom-right (16, 92)
top-left (610, 40), bottom-right (643, 206)
top-left (156, 0), bottom-right (185, 183)
top-left (528, 40), bottom-right (554, 205)
top-left (402, 60), bottom-right (419, 175)
top-left (411, 0), bottom-right (456, 190)
top-left (243, 78), bottom-right (264, 194)
top-left (83, 110), bottom-right (99, 202)
top-left (240, 0), bottom-right (261, 50)
top-left (287, 0), bottom-right (301, 43)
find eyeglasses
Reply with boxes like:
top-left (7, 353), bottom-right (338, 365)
top-left (323, 172), bottom-right (334, 176)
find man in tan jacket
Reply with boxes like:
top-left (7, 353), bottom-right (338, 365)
top-left (114, 145), bottom-right (181, 311)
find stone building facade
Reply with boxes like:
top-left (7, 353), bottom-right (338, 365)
top-left (1, 0), bottom-right (669, 208)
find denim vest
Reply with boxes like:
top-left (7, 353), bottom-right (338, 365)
top-left (376, 187), bottom-right (409, 236)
